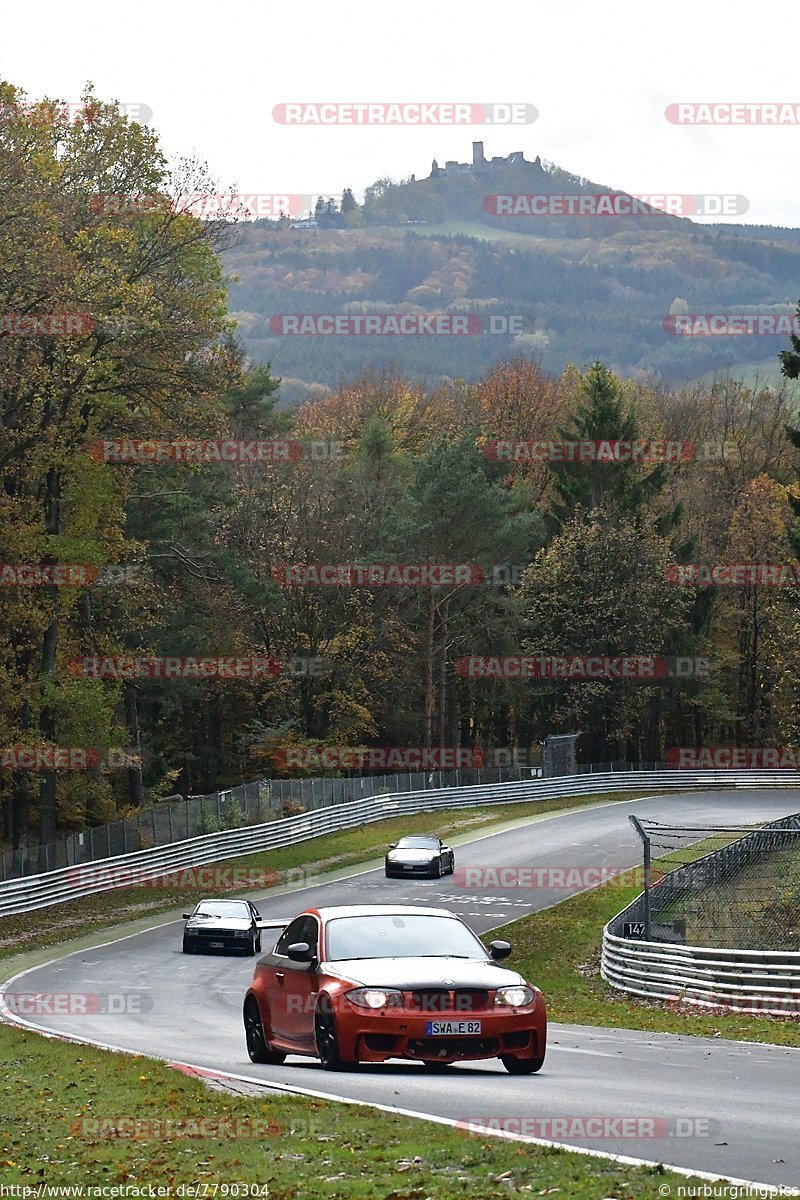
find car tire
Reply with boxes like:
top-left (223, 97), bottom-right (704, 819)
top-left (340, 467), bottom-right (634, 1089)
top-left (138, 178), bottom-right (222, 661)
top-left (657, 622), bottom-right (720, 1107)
top-left (431, 859), bottom-right (443, 878)
top-left (256, 934), bottom-right (262, 953)
top-left (244, 997), bottom-right (286, 1065)
top-left (182, 939), bottom-right (194, 954)
top-left (315, 998), bottom-right (357, 1072)
top-left (246, 932), bottom-right (258, 956)
top-left (501, 1054), bottom-right (545, 1075)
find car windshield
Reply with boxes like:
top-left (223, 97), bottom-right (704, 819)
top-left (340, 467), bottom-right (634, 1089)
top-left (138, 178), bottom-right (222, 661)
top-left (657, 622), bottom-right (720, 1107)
top-left (396, 837), bottom-right (439, 849)
top-left (195, 902), bottom-right (250, 918)
top-left (325, 914), bottom-right (486, 961)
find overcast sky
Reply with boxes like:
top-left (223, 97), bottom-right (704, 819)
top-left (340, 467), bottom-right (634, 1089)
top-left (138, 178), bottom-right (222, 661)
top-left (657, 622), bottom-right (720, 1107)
top-left (3, 0), bottom-right (798, 227)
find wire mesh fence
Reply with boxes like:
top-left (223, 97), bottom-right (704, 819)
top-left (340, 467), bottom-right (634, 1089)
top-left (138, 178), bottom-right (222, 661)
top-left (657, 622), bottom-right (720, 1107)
top-left (624, 814), bottom-right (800, 950)
top-left (0, 759), bottom-right (663, 881)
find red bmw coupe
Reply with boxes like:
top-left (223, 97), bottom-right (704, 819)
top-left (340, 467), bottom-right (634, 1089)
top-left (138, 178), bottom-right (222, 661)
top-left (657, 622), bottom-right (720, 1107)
top-left (243, 904), bottom-right (546, 1073)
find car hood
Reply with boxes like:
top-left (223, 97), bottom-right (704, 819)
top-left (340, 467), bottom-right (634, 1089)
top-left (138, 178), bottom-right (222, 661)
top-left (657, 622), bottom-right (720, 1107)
top-left (187, 915), bottom-right (251, 930)
top-left (387, 849), bottom-right (437, 862)
top-left (323, 956), bottom-right (527, 989)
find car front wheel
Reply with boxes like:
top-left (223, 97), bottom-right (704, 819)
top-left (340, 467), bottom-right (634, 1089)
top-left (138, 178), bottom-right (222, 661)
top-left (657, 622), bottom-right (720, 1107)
top-left (501, 1054), bottom-right (545, 1075)
top-left (315, 999), bottom-right (357, 1071)
top-left (244, 997), bottom-right (286, 1065)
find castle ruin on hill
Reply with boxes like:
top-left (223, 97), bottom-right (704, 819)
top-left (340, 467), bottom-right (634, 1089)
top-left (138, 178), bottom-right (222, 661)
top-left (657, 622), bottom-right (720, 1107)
top-left (429, 141), bottom-right (543, 178)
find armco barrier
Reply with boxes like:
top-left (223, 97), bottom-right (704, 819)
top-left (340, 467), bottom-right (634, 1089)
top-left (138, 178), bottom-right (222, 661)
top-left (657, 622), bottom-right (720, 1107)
top-left (1, 760), bottom-right (665, 881)
top-left (601, 808), bottom-right (800, 1016)
top-left (1, 769), bottom-right (799, 918)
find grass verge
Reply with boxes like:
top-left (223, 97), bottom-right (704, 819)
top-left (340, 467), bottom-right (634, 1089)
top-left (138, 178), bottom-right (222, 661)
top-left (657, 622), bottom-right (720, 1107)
top-left (490, 843), bottom-right (800, 1047)
top-left (0, 1022), bottom-right (739, 1195)
top-left (0, 790), bottom-right (664, 963)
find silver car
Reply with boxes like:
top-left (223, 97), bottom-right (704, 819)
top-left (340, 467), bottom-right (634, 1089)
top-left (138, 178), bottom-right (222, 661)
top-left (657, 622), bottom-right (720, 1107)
top-left (384, 835), bottom-right (455, 879)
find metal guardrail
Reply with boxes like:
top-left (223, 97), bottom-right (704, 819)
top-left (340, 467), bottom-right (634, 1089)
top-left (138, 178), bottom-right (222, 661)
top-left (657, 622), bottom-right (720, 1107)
top-left (2, 768), bottom-right (799, 918)
top-left (1, 759), bottom-right (663, 881)
top-left (602, 809), bottom-right (800, 1015)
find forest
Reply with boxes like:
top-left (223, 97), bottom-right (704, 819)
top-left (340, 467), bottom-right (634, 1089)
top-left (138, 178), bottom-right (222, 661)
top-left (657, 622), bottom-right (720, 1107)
top-left (1, 84), bottom-right (800, 854)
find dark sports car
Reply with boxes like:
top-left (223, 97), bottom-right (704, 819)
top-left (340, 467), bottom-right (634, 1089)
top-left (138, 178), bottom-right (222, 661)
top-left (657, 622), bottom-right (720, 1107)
top-left (182, 898), bottom-right (263, 955)
top-left (243, 904), bottom-right (546, 1073)
top-left (385, 835), bottom-right (455, 878)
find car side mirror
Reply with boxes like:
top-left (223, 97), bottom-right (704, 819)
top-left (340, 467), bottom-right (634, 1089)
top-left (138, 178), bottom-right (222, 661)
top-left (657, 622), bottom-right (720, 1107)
top-left (182, 914), bottom-right (191, 920)
top-left (287, 941), bottom-right (314, 962)
top-left (489, 940), bottom-right (512, 961)
top-left (388, 843), bottom-right (398, 849)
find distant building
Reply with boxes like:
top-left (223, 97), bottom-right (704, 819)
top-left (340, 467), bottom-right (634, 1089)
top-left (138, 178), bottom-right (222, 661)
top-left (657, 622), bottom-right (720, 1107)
top-left (290, 219), bottom-right (319, 230)
top-left (429, 141), bottom-right (543, 178)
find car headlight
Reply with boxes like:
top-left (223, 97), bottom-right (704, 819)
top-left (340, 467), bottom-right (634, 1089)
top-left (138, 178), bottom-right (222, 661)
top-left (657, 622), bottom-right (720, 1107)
top-left (495, 985), bottom-right (536, 1008)
top-left (186, 928), bottom-right (200, 936)
top-left (233, 930), bottom-right (250, 938)
top-left (344, 987), bottom-right (404, 1009)
top-left (386, 852), bottom-right (397, 860)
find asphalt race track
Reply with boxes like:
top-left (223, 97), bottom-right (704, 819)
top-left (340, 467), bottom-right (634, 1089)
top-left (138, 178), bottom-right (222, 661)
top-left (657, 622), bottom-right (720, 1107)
top-left (3, 791), bottom-right (800, 1186)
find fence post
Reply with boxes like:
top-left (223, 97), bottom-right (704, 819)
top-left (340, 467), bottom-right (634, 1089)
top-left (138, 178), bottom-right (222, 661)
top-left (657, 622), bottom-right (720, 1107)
top-left (629, 815), bottom-right (651, 940)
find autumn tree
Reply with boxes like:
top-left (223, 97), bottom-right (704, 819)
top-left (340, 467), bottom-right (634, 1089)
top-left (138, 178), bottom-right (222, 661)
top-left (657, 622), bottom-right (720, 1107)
top-left (0, 82), bottom-right (236, 855)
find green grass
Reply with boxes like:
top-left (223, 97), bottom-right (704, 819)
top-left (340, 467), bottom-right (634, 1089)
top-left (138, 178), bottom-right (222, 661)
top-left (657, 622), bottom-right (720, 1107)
top-left (0, 1022), bottom-right (740, 1195)
top-left (0, 790), bottom-right (664, 963)
top-left (491, 842), bottom-right (800, 1047)
top-left (671, 846), bottom-right (800, 950)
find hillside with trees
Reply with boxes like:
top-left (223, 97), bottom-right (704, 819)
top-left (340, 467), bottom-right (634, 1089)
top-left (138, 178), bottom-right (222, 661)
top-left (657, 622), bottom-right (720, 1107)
top-left (225, 151), bottom-right (800, 400)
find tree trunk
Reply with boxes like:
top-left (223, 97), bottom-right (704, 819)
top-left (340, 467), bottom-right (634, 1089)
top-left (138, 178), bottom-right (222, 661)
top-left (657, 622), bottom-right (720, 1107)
top-left (37, 466), bottom-right (61, 859)
top-left (424, 592), bottom-right (435, 748)
top-left (124, 684), bottom-right (145, 807)
top-left (11, 771), bottom-right (31, 875)
top-left (438, 598), bottom-right (450, 748)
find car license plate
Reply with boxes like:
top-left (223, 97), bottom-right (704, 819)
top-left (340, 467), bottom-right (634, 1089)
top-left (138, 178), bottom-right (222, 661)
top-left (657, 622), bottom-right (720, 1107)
top-left (403, 864), bottom-right (414, 870)
top-left (426, 1020), bottom-right (482, 1036)
top-left (210, 941), bottom-right (224, 948)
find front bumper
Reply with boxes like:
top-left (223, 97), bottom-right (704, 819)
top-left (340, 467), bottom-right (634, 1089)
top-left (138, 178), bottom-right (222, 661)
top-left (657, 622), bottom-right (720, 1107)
top-left (385, 860), bottom-right (438, 876)
top-left (336, 1003), bottom-right (546, 1064)
top-left (185, 931), bottom-right (252, 952)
